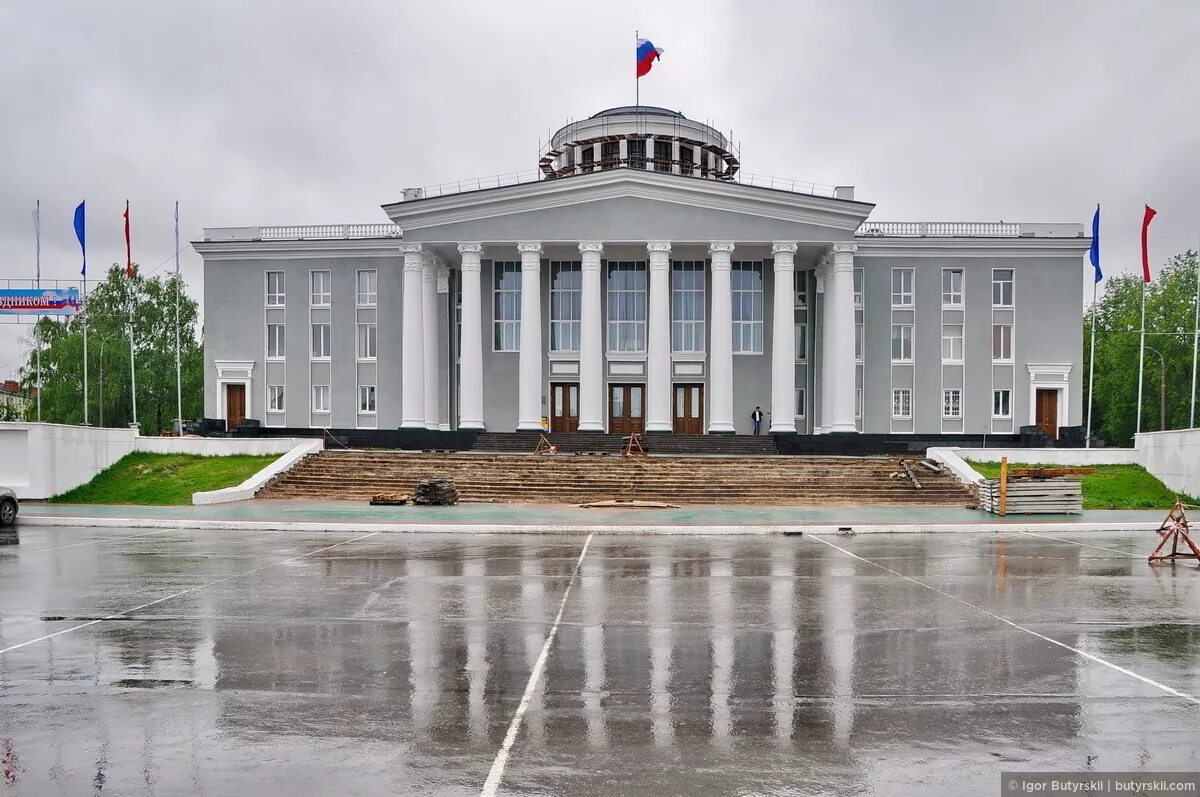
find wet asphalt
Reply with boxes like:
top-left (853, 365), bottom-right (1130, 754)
top-left (0, 525), bottom-right (1197, 796)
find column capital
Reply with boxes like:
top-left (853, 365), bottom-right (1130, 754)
top-left (436, 265), bottom-right (450, 294)
top-left (398, 242), bottom-right (423, 255)
top-left (646, 241), bottom-right (672, 254)
top-left (708, 241), bottom-right (736, 255)
top-left (771, 241), bottom-right (799, 255)
top-left (457, 242), bottom-right (483, 255)
top-left (458, 243), bottom-right (483, 272)
top-left (578, 241), bottom-right (604, 254)
top-left (832, 242), bottom-right (858, 256)
top-left (516, 241), bottom-right (543, 255)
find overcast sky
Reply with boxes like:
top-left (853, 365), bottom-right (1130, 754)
top-left (2, 0), bottom-right (1199, 380)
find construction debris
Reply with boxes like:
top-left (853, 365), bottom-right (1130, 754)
top-left (889, 459), bottom-right (923, 489)
top-left (579, 499), bottom-right (680, 509)
top-left (369, 493), bottom-right (409, 506)
top-left (918, 459), bottom-right (943, 473)
top-left (412, 478), bottom-right (459, 506)
top-left (979, 478), bottom-right (1082, 514)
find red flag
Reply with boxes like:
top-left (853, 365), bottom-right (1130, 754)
top-left (1141, 204), bottom-right (1156, 283)
top-left (123, 200), bottom-right (133, 278)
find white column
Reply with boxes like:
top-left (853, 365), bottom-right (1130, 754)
top-left (825, 243), bottom-right (858, 433)
top-left (708, 241), bottom-right (736, 433)
top-left (422, 254), bottom-right (440, 430)
top-left (400, 243), bottom-right (425, 428)
top-left (578, 242), bottom-right (605, 432)
top-left (646, 241), bottom-right (672, 432)
top-left (770, 242), bottom-right (798, 433)
top-left (815, 257), bottom-right (831, 433)
top-left (517, 241), bottom-right (544, 430)
top-left (457, 243), bottom-right (485, 429)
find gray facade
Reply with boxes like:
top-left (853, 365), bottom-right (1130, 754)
top-left (196, 108), bottom-right (1089, 438)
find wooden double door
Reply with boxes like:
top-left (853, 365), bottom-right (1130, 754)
top-left (550, 382), bottom-right (580, 433)
top-left (1035, 388), bottom-right (1059, 439)
top-left (609, 384), bottom-right (644, 435)
top-left (673, 383), bottom-right (704, 434)
top-left (225, 384), bottom-right (246, 429)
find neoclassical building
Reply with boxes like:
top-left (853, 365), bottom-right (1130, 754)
top-left (197, 105), bottom-right (1089, 438)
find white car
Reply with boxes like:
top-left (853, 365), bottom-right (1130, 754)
top-left (0, 487), bottom-right (17, 527)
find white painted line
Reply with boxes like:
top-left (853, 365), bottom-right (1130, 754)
top-left (1015, 529), bottom-right (1143, 559)
top-left (26, 528), bottom-right (174, 553)
top-left (808, 534), bottom-right (1200, 706)
top-left (480, 533), bottom-right (594, 797)
top-left (0, 531), bottom-right (382, 657)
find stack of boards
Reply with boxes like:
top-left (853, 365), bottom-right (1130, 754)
top-left (979, 478), bottom-right (1083, 515)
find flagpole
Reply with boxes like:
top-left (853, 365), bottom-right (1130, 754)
top-left (78, 200), bottom-right (89, 427)
top-left (635, 29), bottom-right (639, 107)
top-left (1136, 280), bottom-right (1146, 435)
top-left (174, 200), bottom-right (183, 432)
top-left (1190, 233), bottom-right (1199, 428)
top-left (124, 199), bottom-right (138, 430)
top-left (1085, 278), bottom-right (1097, 447)
top-left (34, 200), bottom-right (42, 423)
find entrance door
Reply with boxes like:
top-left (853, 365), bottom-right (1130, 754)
top-left (1035, 388), bottom-right (1058, 439)
top-left (673, 383), bottom-right (704, 434)
top-left (226, 384), bottom-right (246, 429)
top-left (550, 382), bottom-right (580, 433)
top-left (609, 384), bottom-right (645, 435)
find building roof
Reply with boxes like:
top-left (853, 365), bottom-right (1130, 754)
top-left (589, 105), bottom-right (685, 120)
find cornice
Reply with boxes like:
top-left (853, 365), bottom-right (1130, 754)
top-left (853, 237), bottom-right (1091, 258)
top-left (192, 238), bottom-right (404, 261)
top-left (384, 170), bottom-right (874, 234)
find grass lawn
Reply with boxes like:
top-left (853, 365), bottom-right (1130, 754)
top-left (51, 452), bottom-right (279, 506)
top-left (966, 461), bottom-right (1195, 511)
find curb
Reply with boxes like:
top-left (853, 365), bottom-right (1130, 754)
top-left (17, 514), bottom-right (1164, 536)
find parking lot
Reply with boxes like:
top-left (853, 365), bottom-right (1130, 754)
top-left (1, 525), bottom-right (1197, 795)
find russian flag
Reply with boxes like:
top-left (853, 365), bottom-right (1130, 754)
top-left (636, 38), bottom-right (663, 78)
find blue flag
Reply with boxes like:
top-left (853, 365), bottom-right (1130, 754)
top-left (1089, 204), bottom-right (1101, 283)
top-left (74, 201), bottom-right (86, 277)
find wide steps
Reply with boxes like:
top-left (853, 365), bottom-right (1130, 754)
top-left (258, 451), bottom-right (973, 506)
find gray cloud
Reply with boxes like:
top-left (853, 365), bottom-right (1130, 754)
top-left (2, 0), bottom-right (1198, 379)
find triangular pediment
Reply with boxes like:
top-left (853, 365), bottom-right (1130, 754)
top-left (383, 169), bottom-right (873, 244)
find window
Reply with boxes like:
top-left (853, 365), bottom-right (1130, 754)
top-left (794, 309), bottom-right (808, 362)
top-left (580, 147), bottom-right (595, 173)
top-left (891, 268), bottom-right (914, 307)
top-left (856, 388), bottom-right (863, 419)
top-left (607, 261), bottom-right (647, 352)
top-left (358, 385), bottom-right (376, 413)
top-left (992, 269), bottom-right (1014, 307)
top-left (671, 261), bottom-right (705, 353)
top-left (310, 270), bottom-right (331, 306)
top-left (266, 323), bottom-right (285, 359)
top-left (732, 262), bottom-right (764, 353)
top-left (311, 323), bottom-right (330, 359)
top-left (891, 324), bottom-right (913, 362)
top-left (266, 271), bottom-right (285, 306)
top-left (943, 389), bottom-right (962, 418)
top-left (654, 140), bottom-right (672, 172)
top-left (941, 323), bottom-right (964, 362)
top-left (357, 323), bottom-right (377, 360)
top-left (795, 387), bottom-right (806, 418)
top-left (268, 385), bottom-right (285, 412)
top-left (795, 271), bottom-right (809, 308)
top-left (993, 389), bottom-right (1012, 418)
top-left (892, 388), bottom-right (912, 419)
top-left (628, 138), bottom-right (646, 170)
top-left (992, 324), bottom-right (1013, 361)
top-left (493, 262), bottom-right (521, 351)
top-left (550, 261), bottom-right (582, 352)
top-left (356, 269), bottom-right (377, 306)
top-left (679, 146), bottom-right (695, 174)
top-left (600, 140), bottom-right (619, 169)
top-left (942, 269), bottom-right (964, 306)
top-left (854, 268), bottom-right (864, 362)
top-left (312, 385), bottom-right (330, 413)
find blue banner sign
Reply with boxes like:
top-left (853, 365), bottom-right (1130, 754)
top-left (0, 288), bottom-right (81, 316)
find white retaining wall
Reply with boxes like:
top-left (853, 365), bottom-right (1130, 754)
top-left (1136, 429), bottom-right (1200, 499)
top-left (949, 447), bottom-right (1140, 467)
top-left (134, 437), bottom-right (311, 456)
top-left (0, 422), bottom-right (137, 499)
top-left (192, 439), bottom-right (324, 504)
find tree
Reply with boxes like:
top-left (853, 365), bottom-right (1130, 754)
top-left (1084, 250), bottom-right (1198, 446)
top-left (19, 264), bottom-right (204, 434)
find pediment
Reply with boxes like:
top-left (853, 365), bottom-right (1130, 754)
top-left (384, 169), bottom-right (873, 245)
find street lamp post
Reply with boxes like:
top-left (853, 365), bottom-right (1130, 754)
top-left (1144, 344), bottom-right (1167, 432)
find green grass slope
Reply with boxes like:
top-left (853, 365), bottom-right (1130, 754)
top-left (966, 461), bottom-right (1195, 510)
top-left (52, 452), bottom-right (279, 506)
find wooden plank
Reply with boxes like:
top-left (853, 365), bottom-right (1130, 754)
top-left (999, 457), bottom-right (1008, 517)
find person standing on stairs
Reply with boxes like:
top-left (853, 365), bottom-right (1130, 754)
top-left (751, 406), bottom-right (764, 436)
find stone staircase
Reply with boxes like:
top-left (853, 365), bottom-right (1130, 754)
top-left (258, 450), bottom-right (975, 506)
top-left (470, 432), bottom-right (778, 456)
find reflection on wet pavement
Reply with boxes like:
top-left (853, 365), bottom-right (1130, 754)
top-left (0, 527), bottom-right (1197, 795)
